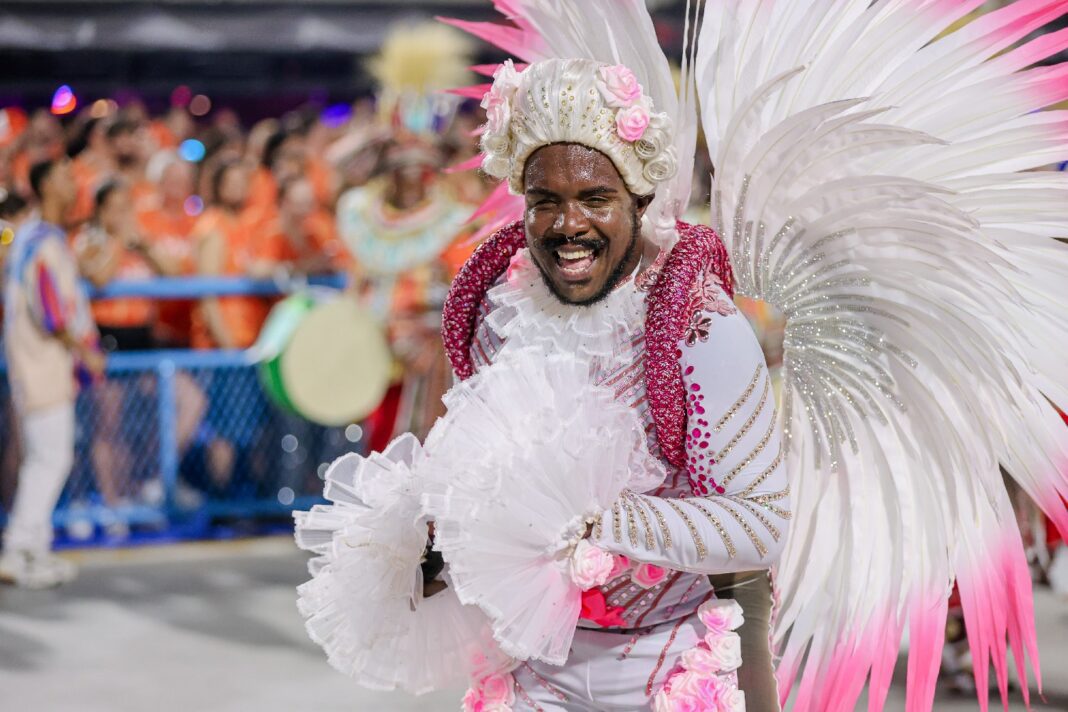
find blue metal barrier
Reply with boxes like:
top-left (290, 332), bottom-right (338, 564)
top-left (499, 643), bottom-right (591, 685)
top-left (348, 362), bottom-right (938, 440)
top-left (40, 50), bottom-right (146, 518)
top-left (1, 274), bottom-right (367, 546)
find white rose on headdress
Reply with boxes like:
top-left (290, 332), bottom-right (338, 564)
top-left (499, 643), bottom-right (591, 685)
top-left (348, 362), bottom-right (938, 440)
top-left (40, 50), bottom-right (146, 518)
top-left (492, 59), bottom-right (522, 97)
top-left (482, 60), bottom-right (522, 137)
top-left (482, 90), bottom-right (512, 137)
top-left (596, 64), bottom-right (643, 108)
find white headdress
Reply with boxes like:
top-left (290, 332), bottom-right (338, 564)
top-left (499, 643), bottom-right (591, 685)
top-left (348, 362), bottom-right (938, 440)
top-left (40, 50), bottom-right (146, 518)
top-left (479, 58), bottom-right (677, 197)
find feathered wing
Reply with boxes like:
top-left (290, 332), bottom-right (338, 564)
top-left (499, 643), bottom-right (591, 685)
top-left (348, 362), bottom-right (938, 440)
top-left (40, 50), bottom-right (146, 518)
top-left (442, 0), bottom-right (694, 246)
top-left (695, 1), bottom-right (1068, 710)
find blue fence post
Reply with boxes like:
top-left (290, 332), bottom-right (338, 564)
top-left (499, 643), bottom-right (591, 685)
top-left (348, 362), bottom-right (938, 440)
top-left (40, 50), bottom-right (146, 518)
top-left (157, 359), bottom-right (178, 516)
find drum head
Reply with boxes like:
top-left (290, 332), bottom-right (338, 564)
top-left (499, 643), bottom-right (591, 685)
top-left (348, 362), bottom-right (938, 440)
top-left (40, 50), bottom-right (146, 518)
top-left (279, 298), bottom-right (392, 426)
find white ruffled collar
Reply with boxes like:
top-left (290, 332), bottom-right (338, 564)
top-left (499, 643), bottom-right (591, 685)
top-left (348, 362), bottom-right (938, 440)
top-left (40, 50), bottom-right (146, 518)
top-left (484, 249), bottom-right (647, 361)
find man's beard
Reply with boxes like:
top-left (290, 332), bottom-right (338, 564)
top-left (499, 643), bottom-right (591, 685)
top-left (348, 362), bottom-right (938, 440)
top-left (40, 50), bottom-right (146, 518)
top-left (536, 209), bottom-right (642, 308)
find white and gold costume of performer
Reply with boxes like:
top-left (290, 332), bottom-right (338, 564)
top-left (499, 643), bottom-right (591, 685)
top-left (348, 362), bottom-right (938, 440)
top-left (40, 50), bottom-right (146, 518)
top-left (297, 2), bottom-right (1068, 712)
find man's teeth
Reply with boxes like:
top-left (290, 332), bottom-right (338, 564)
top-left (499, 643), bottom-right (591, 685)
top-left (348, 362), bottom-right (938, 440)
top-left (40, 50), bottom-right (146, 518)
top-left (556, 248), bottom-right (593, 260)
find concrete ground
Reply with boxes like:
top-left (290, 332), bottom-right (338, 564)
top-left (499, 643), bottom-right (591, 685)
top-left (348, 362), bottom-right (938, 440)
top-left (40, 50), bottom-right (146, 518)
top-left (0, 537), bottom-right (1065, 712)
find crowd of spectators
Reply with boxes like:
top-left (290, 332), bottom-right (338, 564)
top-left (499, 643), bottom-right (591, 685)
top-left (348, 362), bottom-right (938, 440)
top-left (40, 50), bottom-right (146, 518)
top-left (0, 94), bottom-right (487, 536)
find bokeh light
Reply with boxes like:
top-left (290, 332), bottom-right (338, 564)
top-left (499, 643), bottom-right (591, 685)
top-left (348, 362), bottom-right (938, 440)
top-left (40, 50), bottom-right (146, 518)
top-left (321, 103), bottom-right (352, 128)
top-left (171, 85), bottom-right (193, 108)
top-left (51, 85), bottom-right (77, 115)
top-left (183, 195), bottom-right (204, 217)
top-left (178, 138), bottom-right (206, 162)
top-left (189, 94), bottom-right (212, 117)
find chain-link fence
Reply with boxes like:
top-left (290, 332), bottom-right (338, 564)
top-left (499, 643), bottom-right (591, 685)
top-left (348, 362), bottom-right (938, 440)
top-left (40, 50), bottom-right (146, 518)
top-left (1, 275), bottom-right (364, 545)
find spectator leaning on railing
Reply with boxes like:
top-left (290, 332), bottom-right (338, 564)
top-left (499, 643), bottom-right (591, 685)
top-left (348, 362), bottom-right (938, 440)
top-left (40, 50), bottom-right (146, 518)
top-left (0, 158), bottom-right (105, 588)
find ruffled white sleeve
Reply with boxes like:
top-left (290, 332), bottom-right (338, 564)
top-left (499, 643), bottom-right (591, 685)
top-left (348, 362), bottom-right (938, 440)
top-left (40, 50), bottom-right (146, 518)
top-left (592, 284), bottom-right (790, 574)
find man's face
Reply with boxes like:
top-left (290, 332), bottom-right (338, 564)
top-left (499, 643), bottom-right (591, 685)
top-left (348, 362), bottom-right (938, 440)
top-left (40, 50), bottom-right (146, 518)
top-left (523, 143), bottom-right (649, 306)
top-left (48, 160), bottom-right (77, 211)
top-left (161, 162), bottom-right (194, 204)
top-left (282, 180), bottom-right (315, 221)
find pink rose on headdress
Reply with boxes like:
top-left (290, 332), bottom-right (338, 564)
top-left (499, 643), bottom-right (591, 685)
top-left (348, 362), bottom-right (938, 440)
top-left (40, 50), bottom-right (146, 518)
top-left (597, 64), bottom-right (643, 108)
top-left (698, 599), bottom-right (744, 636)
top-left (631, 562), bottom-right (668, 589)
top-left (720, 687), bottom-right (746, 712)
top-left (616, 102), bottom-right (651, 142)
top-left (569, 540), bottom-right (615, 589)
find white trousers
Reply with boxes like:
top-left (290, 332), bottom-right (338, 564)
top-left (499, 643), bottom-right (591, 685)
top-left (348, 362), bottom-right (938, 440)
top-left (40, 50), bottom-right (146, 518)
top-left (511, 614), bottom-right (705, 711)
top-left (3, 401), bottom-right (75, 553)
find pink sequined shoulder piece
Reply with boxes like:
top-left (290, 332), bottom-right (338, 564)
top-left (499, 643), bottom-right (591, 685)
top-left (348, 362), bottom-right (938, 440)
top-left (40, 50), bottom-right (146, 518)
top-left (441, 220), bottom-right (527, 380)
top-left (644, 222), bottom-right (734, 469)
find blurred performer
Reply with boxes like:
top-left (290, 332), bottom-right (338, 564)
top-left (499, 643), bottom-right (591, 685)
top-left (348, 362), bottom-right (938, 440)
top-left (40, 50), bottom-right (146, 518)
top-left (0, 159), bottom-right (104, 588)
top-left (336, 21), bottom-right (476, 447)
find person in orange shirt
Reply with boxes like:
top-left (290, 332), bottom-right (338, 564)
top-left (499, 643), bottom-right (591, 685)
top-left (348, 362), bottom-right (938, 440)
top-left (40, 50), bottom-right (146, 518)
top-left (257, 177), bottom-right (347, 276)
top-left (192, 159), bottom-right (276, 350)
top-left (138, 152), bottom-right (198, 347)
top-left (68, 116), bottom-right (114, 229)
top-left (245, 128), bottom-right (306, 228)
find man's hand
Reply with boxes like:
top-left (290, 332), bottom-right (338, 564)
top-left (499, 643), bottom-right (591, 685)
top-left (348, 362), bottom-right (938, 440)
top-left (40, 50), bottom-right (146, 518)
top-left (421, 522), bottom-right (447, 598)
top-left (79, 346), bottom-right (107, 379)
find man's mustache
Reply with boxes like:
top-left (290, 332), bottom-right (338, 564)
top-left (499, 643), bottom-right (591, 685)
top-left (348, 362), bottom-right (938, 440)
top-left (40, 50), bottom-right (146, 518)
top-left (537, 235), bottom-right (608, 252)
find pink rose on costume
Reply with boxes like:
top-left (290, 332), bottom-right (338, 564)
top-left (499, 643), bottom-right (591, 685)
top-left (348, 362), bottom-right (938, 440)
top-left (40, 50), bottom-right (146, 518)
top-left (704, 632), bottom-right (742, 673)
top-left (462, 672), bottom-right (516, 712)
top-left (481, 673), bottom-right (516, 706)
top-left (720, 687), bottom-right (746, 712)
top-left (698, 599), bottom-right (744, 635)
top-left (680, 646), bottom-right (722, 676)
top-left (596, 64), bottom-right (643, 108)
top-left (569, 540), bottom-right (615, 589)
top-left (616, 103), bottom-right (651, 142)
top-left (631, 562), bottom-right (668, 589)
top-left (608, 554), bottom-right (632, 580)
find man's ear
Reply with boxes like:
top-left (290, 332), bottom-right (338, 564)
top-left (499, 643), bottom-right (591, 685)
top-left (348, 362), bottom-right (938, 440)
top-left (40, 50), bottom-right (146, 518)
top-left (633, 193), bottom-right (654, 220)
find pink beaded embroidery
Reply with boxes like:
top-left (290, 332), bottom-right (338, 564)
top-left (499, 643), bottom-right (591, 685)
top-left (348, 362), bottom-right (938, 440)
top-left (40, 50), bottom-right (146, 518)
top-left (442, 220), bottom-right (528, 380)
top-left (645, 221), bottom-right (734, 469)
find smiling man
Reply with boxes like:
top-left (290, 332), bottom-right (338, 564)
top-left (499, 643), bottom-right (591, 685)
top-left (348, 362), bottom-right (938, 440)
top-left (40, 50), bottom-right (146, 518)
top-left (434, 58), bottom-right (790, 711)
top-left (523, 143), bottom-right (651, 306)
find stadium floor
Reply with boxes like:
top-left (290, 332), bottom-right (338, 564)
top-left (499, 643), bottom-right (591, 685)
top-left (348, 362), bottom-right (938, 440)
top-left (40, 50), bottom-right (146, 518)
top-left (0, 537), bottom-right (1065, 711)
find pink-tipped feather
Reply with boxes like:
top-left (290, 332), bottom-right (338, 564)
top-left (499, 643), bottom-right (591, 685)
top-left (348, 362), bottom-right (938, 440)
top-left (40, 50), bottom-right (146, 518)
top-left (905, 592), bottom-right (948, 712)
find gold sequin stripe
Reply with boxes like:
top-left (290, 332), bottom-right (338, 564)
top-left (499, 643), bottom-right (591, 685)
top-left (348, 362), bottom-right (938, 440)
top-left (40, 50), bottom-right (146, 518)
top-left (636, 494), bottom-right (673, 548)
top-left (623, 491), bottom-right (656, 550)
top-left (751, 487), bottom-right (792, 520)
top-left (708, 499), bottom-right (768, 558)
top-left (739, 442), bottom-right (785, 497)
top-left (621, 496), bottom-right (641, 549)
top-left (685, 498), bottom-right (737, 560)
top-left (713, 364), bottom-right (763, 433)
top-left (591, 512), bottom-right (604, 541)
top-left (726, 495), bottom-right (782, 542)
top-left (719, 412), bottom-right (777, 489)
top-left (612, 501), bottom-right (623, 544)
top-left (714, 375), bottom-right (771, 462)
top-left (662, 499), bottom-right (707, 560)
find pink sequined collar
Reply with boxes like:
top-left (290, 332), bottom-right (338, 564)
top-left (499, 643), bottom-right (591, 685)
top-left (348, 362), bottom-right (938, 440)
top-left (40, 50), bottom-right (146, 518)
top-left (441, 220), bottom-right (734, 468)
